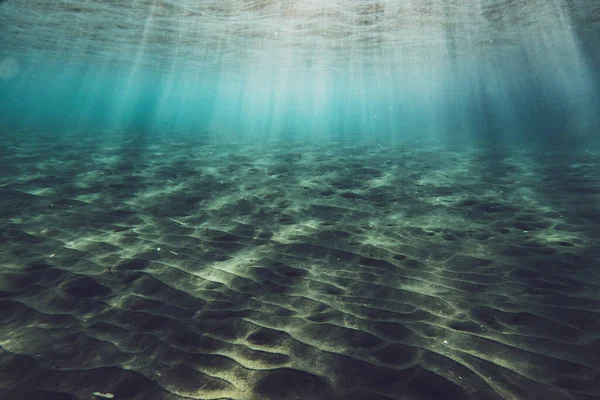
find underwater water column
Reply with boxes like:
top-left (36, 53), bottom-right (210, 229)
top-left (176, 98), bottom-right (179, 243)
top-left (0, 0), bottom-right (597, 142)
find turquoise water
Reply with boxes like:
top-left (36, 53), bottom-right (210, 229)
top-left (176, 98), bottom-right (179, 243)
top-left (1, 28), bottom-right (598, 145)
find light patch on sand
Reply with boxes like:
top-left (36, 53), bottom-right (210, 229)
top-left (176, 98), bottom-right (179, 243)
top-left (23, 187), bottom-right (56, 196)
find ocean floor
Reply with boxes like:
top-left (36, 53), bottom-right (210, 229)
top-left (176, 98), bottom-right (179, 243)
top-left (0, 130), bottom-right (599, 400)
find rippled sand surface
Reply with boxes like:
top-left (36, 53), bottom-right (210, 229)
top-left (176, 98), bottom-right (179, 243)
top-left (1, 131), bottom-right (599, 399)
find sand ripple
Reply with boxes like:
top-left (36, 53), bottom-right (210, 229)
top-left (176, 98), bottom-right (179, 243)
top-left (1, 133), bottom-right (599, 399)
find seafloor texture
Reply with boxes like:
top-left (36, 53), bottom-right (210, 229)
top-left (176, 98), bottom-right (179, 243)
top-left (0, 131), bottom-right (599, 400)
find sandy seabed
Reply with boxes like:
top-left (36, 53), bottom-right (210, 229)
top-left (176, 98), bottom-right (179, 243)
top-left (0, 130), bottom-right (599, 400)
